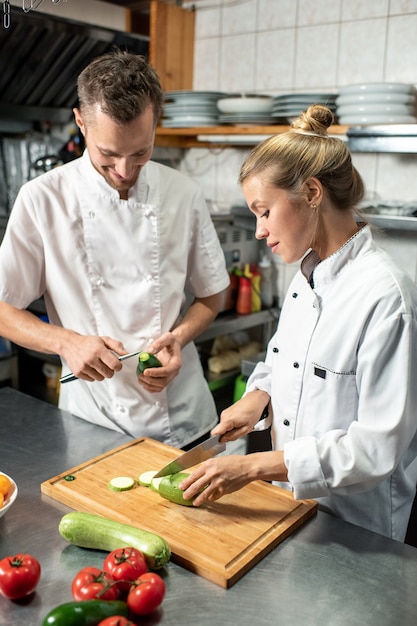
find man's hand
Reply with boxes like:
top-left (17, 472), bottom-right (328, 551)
top-left (137, 332), bottom-right (182, 392)
top-left (61, 334), bottom-right (127, 381)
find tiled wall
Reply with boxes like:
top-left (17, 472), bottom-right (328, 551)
top-left (179, 0), bottom-right (417, 298)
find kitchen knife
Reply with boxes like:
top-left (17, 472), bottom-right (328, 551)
top-left (153, 434), bottom-right (226, 478)
top-left (60, 350), bottom-right (142, 384)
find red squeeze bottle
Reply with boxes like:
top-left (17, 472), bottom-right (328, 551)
top-left (236, 274), bottom-right (252, 314)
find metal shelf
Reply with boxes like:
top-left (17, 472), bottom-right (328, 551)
top-left (196, 308), bottom-right (279, 345)
top-left (363, 213), bottom-right (417, 231)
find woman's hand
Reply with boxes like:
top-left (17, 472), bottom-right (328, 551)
top-left (180, 450), bottom-right (288, 506)
top-left (137, 332), bottom-right (182, 393)
top-left (212, 390), bottom-right (271, 442)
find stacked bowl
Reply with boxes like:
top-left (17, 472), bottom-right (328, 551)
top-left (161, 91), bottom-right (226, 127)
top-left (336, 83), bottom-right (416, 125)
top-left (272, 93), bottom-right (338, 123)
top-left (216, 94), bottom-right (275, 125)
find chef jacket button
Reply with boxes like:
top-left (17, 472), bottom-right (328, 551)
top-left (145, 275), bottom-right (153, 282)
top-left (154, 401), bottom-right (161, 408)
top-left (292, 292), bottom-right (298, 298)
top-left (96, 277), bottom-right (104, 286)
top-left (293, 362), bottom-right (299, 368)
top-left (273, 347), bottom-right (279, 353)
top-left (89, 210), bottom-right (95, 218)
top-left (283, 419), bottom-right (290, 426)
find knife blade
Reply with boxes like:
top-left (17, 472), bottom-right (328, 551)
top-left (60, 350), bottom-right (142, 384)
top-left (153, 435), bottom-right (226, 478)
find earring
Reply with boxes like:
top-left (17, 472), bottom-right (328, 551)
top-left (311, 203), bottom-right (318, 209)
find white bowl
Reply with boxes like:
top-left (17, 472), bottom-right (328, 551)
top-left (0, 473), bottom-right (18, 519)
top-left (336, 93), bottom-right (416, 106)
top-left (339, 83), bottom-right (415, 96)
top-left (337, 103), bottom-right (415, 117)
top-left (217, 96), bottom-right (273, 114)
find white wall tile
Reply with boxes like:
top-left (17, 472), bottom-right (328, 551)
top-left (375, 154), bottom-right (417, 201)
top-left (221, 0), bottom-right (258, 35)
top-left (294, 25), bottom-right (339, 89)
top-left (257, 0), bottom-right (297, 30)
top-left (297, 0), bottom-right (341, 25)
top-left (338, 19), bottom-right (386, 85)
top-left (385, 15), bottom-right (417, 83)
top-left (389, 0), bottom-right (417, 16)
top-left (193, 38), bottom-right (221, 91)
top-left (351, 153), bottom-right (378, 200)
top-left (219, 34), bottom-right (257, 92)
top-left (195, 6), bottom-right (221, 39)
top-left (255, 29), bottom-right (296, 91)
top-left (341, 0), bottom-right (389, 20)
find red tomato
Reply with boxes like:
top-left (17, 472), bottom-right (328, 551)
top-left (103, 547), bottom-right (147, 593)
top-left (0, 553), bottom-right (41, 600)
top-left (97, 618), bottom-right (136, 626)
top-left (71, 566), bottom-right (119, 601)
top-left (127, 572), bottom-right (165, 616)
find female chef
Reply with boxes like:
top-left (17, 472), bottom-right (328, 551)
top-left (180, 104), bottom-right (417, 541)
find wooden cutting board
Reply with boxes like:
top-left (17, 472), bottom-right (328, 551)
top-left (41, 437), bottom-right (317, 588)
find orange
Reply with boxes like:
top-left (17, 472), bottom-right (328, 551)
top-left (0, 474), bottom-right (12, 497)
top-left (0, 492), bottom-right (4, 509)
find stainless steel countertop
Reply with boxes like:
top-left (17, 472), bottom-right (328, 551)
top-left (1, 387), bottom-right (417, 626)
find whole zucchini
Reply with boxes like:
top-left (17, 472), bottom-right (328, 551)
top-left (59, 511), bottom-right (171, 570)
top-left (42, 599), bottom-right (128, 626)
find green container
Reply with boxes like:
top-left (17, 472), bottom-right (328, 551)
top-left (233, 374), bottom-right (247, 402)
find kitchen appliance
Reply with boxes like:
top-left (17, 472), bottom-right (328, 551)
top-left (41, 436), bottom-right (317, 588)
top-left (0, 6), bottom-right (149, 124)
top-left (153, 434), bottom-right (225, 477)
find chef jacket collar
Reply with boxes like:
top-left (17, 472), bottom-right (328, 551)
top-left (301, 223), bottom-right (368, 289)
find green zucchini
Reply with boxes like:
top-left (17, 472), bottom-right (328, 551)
top-left (42, 599), bottom-right (128, 626)
top-left (58, 511), bottom-right (171, 570)
top-left (136, 351), bottom-right (162, 375)
top-left (157, 472), bottom-right (195, 507)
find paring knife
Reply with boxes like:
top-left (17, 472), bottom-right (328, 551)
top-left (60, 350), bottom-right (142, 384)
top-left (154, 435), bottom-right (226, 478)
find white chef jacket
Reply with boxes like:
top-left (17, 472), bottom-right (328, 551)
top-left (0, 151), bottom-right (230, 447)
top-left (247, 225), bottom-right (417, 540)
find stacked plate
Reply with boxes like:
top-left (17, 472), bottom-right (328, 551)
top-left (272, 93), bottom-right (338, 123)
top-left (216, 94), bottom-right (275, 125)
top-left (336, 83), bottom-right (417, 125)
top-left (161, 91), bottom-right (226, 127)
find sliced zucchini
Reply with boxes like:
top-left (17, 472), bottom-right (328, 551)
top-left (108, 476), bottom-right (135, 492)
top-left (138, 470), bottom-right (158, 487)
top-left (136, 352), bottom-right (162, 375)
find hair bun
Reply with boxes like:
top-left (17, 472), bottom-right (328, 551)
top-left (291, 104), bottom-right (334, 137)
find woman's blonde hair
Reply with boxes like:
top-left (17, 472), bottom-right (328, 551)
top-left (239, 104), bottom-right (365, 211)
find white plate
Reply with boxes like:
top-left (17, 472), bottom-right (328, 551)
top-left (273, 93), bottom-right (337, 103)
top-left (217, 96), bottom-right (273, 114)
top-left (272, 103), bottom-right (337, 113)
top-left (339, 114), bottom-right (416, 125)
top-left (336, 93), bottom-right (416, 106)
top-left (337, 103), bottom-right (415, 116)
top-left (164, 91), bottom-right (226, 103)
top-left (218, 115), bottom-right (276, 125)
top-left (163, 103), bottom-right (219, 114)
top-left (339, 83), bottom-right (415, 96)
top-left (160, 118), bottom-right (220, 128)
top-left (0, 473), bottom-right (18, 519)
